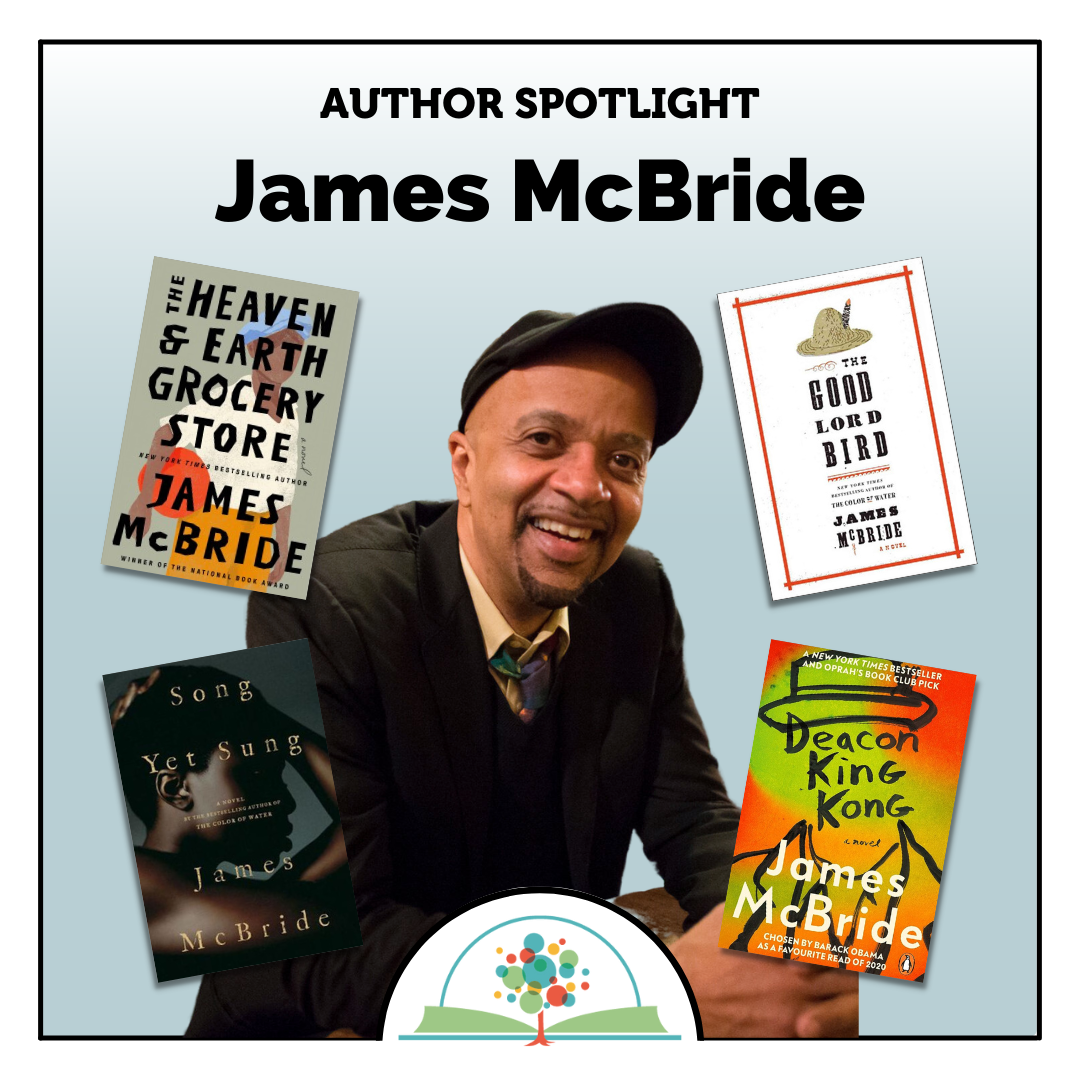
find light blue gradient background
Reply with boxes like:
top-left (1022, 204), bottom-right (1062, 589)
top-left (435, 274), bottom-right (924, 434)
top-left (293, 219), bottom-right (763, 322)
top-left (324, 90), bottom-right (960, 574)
top-left (43, 43), bottom-right (1036, 1035)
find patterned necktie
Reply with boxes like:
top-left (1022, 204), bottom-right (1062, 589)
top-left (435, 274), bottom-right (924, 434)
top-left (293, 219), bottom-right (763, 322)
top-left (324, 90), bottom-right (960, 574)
top-left (490, 634), bottom-right (560, 723)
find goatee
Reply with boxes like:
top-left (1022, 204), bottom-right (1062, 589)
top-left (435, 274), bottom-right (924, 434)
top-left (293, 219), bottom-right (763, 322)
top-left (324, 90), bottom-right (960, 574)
top-left (516, 561), bottom-right (594, 610)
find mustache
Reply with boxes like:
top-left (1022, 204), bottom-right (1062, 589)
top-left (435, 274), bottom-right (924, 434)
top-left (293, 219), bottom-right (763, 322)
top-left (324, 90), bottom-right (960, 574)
top-left (514, 506), bottom-right (611, 537)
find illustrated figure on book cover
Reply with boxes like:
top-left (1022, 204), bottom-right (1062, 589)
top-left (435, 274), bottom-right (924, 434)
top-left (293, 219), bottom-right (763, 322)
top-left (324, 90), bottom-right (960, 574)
top-left (719, 640), bottom-right (975, 982)
top-left (101, 258), bottom-right (358, 598)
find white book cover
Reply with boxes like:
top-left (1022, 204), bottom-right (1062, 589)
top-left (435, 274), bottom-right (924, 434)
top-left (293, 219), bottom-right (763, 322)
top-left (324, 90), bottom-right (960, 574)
top-left (718, 259), bottom-right (975, 599)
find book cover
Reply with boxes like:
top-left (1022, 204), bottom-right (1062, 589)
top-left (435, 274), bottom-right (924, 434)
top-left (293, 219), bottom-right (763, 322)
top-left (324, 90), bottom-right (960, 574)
top-left (103, 639), bottom-right (363, 982)
top-left (718, 259), bottom-right (976, 599)
top-left (101, 258), bottom-right (358, 598)
top-left (718, 640), bottom-right (975, 982)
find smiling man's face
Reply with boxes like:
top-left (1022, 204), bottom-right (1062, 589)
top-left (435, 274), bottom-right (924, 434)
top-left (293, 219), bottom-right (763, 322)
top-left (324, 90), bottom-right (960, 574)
top-left (450, 342), bottom-right (657, 632)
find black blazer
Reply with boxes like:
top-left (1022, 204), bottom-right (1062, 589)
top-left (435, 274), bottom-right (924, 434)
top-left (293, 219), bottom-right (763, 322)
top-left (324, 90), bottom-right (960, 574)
top-left (188, 501), bottom-right (739, 1036)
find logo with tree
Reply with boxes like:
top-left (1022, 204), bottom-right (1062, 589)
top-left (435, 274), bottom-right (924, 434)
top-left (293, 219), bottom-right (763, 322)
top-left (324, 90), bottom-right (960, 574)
top-left (493, 931), bottom-right (589, 1045)
top-left (400, 911), bottom-right (683, 1044)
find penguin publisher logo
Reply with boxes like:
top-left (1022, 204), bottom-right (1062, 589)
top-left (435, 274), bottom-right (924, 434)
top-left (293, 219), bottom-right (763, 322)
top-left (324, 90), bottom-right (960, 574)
top-left (898, 953), bottom-right (915, 975)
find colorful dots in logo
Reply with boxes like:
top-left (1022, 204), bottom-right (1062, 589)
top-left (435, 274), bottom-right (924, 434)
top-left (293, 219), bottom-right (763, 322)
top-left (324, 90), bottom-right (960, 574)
top-left (522, 956), bottom-right (551, 987)
top-left (492, 927), bottom-right (591, 1027)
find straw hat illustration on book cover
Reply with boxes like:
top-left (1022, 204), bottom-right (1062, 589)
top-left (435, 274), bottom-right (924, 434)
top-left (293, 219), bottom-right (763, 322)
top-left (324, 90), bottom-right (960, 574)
top-left (796, 299), bottom-right (873, 356)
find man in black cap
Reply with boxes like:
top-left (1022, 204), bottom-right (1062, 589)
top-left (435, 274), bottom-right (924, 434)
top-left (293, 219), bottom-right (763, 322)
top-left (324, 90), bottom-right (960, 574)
top-left (188, 304), bottom-right (857, 1037)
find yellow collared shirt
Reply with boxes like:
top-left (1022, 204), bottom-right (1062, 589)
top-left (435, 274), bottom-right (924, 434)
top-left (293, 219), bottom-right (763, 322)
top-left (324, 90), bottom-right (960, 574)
top-left (459, 545), bottom-right (570, 715)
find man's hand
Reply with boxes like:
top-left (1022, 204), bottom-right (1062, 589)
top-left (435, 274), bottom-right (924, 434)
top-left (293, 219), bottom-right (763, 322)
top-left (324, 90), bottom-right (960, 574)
top-left (668, 902), bottom-right (858, 1038)
top-left (793, 985), bottom-right (859, 1037)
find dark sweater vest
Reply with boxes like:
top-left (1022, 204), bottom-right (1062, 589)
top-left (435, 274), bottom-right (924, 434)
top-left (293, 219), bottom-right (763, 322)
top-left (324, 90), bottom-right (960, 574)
top-left (478, 665), bottom-right (572, 894)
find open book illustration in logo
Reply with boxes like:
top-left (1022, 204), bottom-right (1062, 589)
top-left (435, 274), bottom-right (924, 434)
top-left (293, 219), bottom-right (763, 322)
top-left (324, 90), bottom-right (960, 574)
top-left (383, 890), bottom-right (698, 1044)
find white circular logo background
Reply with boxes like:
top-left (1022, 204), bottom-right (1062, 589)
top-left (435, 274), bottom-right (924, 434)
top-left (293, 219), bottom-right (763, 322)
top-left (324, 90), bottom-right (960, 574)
top-left (382, 889), bottom-right (699, 1044)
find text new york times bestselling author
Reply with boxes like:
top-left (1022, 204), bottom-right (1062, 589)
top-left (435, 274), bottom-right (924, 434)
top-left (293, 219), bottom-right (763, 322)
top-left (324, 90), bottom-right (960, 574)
top-left (188, 303), bottom-right (860, 1038)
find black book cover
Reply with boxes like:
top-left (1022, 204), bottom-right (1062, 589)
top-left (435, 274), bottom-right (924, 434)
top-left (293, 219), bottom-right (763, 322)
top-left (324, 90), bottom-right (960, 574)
top-left (103, 639), bottom-right (362, 982)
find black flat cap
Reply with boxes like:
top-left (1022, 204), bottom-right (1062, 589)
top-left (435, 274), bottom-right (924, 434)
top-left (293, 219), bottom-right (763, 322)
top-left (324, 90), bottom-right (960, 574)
top-left (458, 303), bottom-right (703, 450)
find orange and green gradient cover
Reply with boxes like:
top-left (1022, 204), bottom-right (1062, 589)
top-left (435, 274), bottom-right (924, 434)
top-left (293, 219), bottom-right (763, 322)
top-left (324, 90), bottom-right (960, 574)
top-left (718, 640), bottom-right (975, 982)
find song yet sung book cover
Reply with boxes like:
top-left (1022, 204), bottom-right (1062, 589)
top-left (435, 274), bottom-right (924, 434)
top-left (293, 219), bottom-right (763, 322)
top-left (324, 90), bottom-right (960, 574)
top-left (104, 639), bottom-right (363, 982)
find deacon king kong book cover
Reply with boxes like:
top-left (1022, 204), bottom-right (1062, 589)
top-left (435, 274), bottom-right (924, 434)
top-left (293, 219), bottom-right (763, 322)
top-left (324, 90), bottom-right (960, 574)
top-left (104, 639), bottom-right (363, 982)
top-left (718, 259), bottom-right (976, 599)
top-left (718, 640), bottom-right (974, 982)
top-left (101, 258), bottom-right (358, 598)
